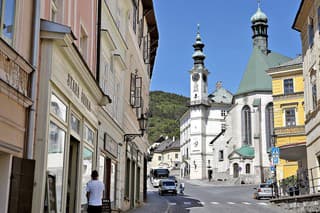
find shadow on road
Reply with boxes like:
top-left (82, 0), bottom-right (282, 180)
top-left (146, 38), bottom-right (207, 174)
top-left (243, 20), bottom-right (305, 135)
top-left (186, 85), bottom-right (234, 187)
top-left (165, 193), bottom-right (204, 213)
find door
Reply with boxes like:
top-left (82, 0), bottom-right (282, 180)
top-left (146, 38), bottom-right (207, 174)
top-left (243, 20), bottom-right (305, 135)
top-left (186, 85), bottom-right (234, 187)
top-left (233, 163), bottom-right (239, 178)
top-left (66, 136), bottom-right (79, 213)
top-left (130, 161), bottom-right (136, 208)
top-left (8, 157), bottom-right (35, 213)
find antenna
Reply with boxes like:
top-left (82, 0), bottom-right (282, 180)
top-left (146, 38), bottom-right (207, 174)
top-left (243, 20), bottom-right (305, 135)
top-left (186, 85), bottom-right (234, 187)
top-left (197, 24), bottom-right (200, 34)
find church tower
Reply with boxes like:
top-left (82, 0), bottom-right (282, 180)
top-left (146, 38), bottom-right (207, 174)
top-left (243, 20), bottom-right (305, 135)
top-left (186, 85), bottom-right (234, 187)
top-left (189, 25), bottom-right (210, 179)
top-left (251, 2), bottom-right (268, 54)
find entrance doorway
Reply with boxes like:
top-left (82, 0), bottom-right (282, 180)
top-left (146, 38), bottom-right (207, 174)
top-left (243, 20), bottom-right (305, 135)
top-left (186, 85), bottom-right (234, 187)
top-left (233, 163), bottom-right (239, 178)
top-left (66, 136), bottom-right (79, 213)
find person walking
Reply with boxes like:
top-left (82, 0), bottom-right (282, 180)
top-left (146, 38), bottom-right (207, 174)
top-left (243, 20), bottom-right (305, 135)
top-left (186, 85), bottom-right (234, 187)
top-left (179, 182), bottom-right (185, 195)
top-left (86, 170), bottom-right (105, 213)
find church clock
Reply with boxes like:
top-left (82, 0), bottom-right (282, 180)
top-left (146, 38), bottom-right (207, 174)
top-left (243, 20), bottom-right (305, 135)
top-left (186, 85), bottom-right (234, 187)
top-left (192, 73), bottom-right (200, 81)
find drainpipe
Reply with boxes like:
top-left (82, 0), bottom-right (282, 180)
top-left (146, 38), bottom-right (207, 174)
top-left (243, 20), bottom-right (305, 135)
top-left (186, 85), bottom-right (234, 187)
top-left (96, 0), bottom-right (102, 85)
top-left (27, 0), bottom-right (41, 159)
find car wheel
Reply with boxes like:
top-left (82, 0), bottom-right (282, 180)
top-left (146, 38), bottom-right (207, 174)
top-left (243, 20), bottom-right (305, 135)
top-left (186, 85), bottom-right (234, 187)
top-left (256, 196), bottom-right (260, 200)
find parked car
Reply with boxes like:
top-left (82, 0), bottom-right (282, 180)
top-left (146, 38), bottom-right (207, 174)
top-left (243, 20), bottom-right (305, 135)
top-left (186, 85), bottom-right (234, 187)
top-left (253, 183), bottom-right (274, 200)
top-left (158, 179), bottom-right (177, 196)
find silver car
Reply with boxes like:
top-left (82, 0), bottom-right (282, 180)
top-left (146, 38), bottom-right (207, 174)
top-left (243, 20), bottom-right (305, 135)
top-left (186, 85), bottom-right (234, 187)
top-left (158, 179), bottom-right (177, 196)
top-left (253, 183), bottom-right (274, 199)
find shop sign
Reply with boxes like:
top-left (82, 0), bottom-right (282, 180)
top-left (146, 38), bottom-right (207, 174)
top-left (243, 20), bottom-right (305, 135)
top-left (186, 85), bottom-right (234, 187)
top-left (67, 73), bottom-right (91, 112)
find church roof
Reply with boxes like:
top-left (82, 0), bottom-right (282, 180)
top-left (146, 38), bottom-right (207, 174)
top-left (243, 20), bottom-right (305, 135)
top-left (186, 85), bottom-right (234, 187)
top-left (228, 145), bottom-right (255, 160)
top-left (209, 86), bottom-right (233, 104)
top-left (236, 47), bottom-right (291, 96)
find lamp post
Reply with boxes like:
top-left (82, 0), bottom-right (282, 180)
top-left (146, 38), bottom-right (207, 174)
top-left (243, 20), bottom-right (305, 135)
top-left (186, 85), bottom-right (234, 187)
top-left (271, 132), bottom-right (278, 198)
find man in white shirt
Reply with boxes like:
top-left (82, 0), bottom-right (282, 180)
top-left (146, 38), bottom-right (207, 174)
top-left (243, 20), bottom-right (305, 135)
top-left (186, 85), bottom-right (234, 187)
top-left (86, 170), bottom-right (105, 213)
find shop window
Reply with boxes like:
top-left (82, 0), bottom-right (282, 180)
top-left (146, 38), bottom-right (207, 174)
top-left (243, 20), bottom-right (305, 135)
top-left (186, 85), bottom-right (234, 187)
top-left (99, 155), bottom-right (105, 183)
top-left (51, 94), bottom-right (67, 122)
top-left (219, 150), bottom-right (224, 162)
top-left (71, 114), bottom-right (80, 134)
top-left (47, 122), bottom-right (66, 211)
top-left (0, 0), bottom-right (16, 45)
top-left (283, 79), bottom-right (294, 95)
top-left (285, 108), bottom-right (296, 127)
top-left (246, 164), bottom-right (251, 174)
top-left (81, 147), bottom-right (93, 206)
top-left (84, 124), bottom-right (94, 144)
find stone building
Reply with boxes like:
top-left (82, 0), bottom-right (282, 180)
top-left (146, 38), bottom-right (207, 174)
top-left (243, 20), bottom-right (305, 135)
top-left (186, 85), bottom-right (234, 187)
top-left (0, 0), bottom-right (37, 212)
top-left (30, 0), bottom-right (158, 212)
top-left (293, 0), bottom-right (320, 193)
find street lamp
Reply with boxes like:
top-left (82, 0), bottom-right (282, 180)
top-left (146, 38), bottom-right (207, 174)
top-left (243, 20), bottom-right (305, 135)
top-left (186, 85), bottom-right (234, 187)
top-left (124, 114), bottom-right (148, 142)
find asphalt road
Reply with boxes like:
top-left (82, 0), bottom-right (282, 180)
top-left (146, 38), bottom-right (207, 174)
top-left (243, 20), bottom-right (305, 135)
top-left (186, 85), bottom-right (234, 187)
top-left (127, 180), bottom-right (287, 213)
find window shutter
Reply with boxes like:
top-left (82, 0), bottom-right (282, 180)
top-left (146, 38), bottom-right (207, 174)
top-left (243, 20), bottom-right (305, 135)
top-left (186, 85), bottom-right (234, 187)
top-left (143, 35), bottom-right (149, 63)
top-left (135, 76), bottom-right (142, 108)
top-left (138, 18), bottom-right (144, 47)
top-left (130, 73), bottom-right (136, 106)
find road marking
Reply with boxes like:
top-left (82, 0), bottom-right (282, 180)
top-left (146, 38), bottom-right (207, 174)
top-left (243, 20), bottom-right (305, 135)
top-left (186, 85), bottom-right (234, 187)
top-left (198, 201), bottom-right (205, 205)
top-left (184, 202), bottom-right (191, 205)
top-left (242, 202), bottom-right (251, 205)
top-left (227, 202), bottom-right (235, 205)
top-left (210, 202), bottom-right (219, 205)
top-left (169, 202), bottom-right (176, 206)
top-left (257, 202), bottom-right (268, 206)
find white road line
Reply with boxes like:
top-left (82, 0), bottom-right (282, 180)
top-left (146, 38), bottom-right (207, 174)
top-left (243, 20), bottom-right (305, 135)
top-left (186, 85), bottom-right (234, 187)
top-left (184, 202), bottom-right (191, 205)
top-left (168, 202), bottom-right (176, 206)
top-left (198, 201), bottom-right (205, 205)
top-left (242, 202), bottom-right (251, 205)
top-left (257, 202), bottom-right (268, 206)
top-left (227, 202), bottom-right (235, 205)
top-left (210, 202), bottom-right (219, 205)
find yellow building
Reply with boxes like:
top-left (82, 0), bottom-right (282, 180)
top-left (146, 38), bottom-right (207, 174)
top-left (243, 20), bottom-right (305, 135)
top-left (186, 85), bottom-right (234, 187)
top-left (267, 56), bottom-right (307, 181)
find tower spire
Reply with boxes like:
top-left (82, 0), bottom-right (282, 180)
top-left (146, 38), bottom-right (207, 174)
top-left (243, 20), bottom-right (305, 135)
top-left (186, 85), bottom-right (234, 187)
top-left (192, 24), bottom-right (206, 67)
top-left (250, 1), bottom-right (268, 53)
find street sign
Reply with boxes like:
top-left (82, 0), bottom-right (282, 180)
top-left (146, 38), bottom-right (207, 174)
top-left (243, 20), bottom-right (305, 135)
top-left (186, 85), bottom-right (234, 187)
top-left (272, 156), bottom-right (279, 165)
top-left (271, 147), bottom-right (280, 155)
top-left (270, 166), bottom-right (275, 172)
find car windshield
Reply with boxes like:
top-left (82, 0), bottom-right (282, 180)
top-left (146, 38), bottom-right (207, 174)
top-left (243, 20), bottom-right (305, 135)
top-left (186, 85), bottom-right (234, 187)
top-left (260, 184), bottom-right (271, 188)
top-left (163, 181), bottom-right (175, 186)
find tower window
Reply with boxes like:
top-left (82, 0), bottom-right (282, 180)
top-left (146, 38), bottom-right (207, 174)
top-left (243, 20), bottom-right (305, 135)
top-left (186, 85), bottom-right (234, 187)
top-left (218, 150), bottom-right (224, 161)
top-left (241, 105), bottom-right (252, 145)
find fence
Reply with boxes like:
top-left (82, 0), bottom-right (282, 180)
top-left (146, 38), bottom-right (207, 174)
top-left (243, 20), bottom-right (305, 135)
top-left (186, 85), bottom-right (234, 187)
top-left (275, 166), bottom-right (320, 198)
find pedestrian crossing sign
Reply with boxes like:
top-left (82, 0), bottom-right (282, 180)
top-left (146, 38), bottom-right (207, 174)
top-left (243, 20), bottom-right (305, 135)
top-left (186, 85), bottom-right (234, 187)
top-left (271, 147), bottom-right (280, 155)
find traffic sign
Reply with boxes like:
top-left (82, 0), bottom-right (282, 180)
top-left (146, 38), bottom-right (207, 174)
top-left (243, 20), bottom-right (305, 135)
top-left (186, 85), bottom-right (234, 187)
top-left (271, 147), bottom-right (280, 155)
top-left (270, 166), bottom-right (275, 172)
top-left (272, 156), bottom-right (279, 165)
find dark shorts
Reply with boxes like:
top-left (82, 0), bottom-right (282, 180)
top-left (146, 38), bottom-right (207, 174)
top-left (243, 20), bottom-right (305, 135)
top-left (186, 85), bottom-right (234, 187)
top-left (87, 205), bottom-right (102, 213)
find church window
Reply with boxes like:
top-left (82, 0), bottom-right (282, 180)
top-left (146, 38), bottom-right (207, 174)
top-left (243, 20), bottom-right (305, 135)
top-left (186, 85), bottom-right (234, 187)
top-left (245, 164), bottom-right (250, 174)
top-left (265, 103), bottom-right (274, 152)
top-left (221, 110), bottom-right (226, 117)
top-left (241, 105), bottom-right (252, 145)
top-left (218, 150), bottom-right (224, 161)
top-left (283, 79), bottom-right (294, 95)
top-left (285, 108), bottom-right (296, 127)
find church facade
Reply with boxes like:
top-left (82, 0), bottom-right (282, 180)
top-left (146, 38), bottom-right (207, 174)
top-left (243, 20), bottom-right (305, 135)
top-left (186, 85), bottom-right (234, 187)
top-left (180, 5), bottom-right (292, 184)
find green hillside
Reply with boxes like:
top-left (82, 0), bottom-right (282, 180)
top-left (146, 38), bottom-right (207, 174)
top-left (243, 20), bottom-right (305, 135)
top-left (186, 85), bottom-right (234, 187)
top-left (147, 91), bottom-right (189, 143)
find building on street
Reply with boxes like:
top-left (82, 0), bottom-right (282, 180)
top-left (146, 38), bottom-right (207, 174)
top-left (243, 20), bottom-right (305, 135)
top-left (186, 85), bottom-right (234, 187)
top-left (267, 56), bottom-right (308, 184)
top-left (293, 0), bottom-right (320, 193)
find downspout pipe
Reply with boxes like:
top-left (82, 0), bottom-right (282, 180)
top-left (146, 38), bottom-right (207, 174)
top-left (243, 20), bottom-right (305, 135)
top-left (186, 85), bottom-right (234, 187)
top-left (27, 0), bottom-right (41, 159)
top-left (96, 0), bottom-right (102, 85)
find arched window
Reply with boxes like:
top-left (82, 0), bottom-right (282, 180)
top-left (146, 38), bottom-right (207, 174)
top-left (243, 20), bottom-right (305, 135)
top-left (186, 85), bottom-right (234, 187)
top-left (241, 105), bottom-right (252, 145)
top-left (245, 163), bottom-right (251, 174)
top-left (265, 103), bottom-right (274, 152)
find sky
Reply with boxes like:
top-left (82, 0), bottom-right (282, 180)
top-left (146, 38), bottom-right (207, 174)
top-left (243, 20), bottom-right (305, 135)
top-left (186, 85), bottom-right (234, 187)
top-left (150, 0), bottom-right (302, 97)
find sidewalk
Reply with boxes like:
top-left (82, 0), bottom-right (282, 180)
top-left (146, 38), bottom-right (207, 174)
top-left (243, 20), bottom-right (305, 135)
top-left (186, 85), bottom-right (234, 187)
top-left (181, 178), bottom-right (256, 187)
